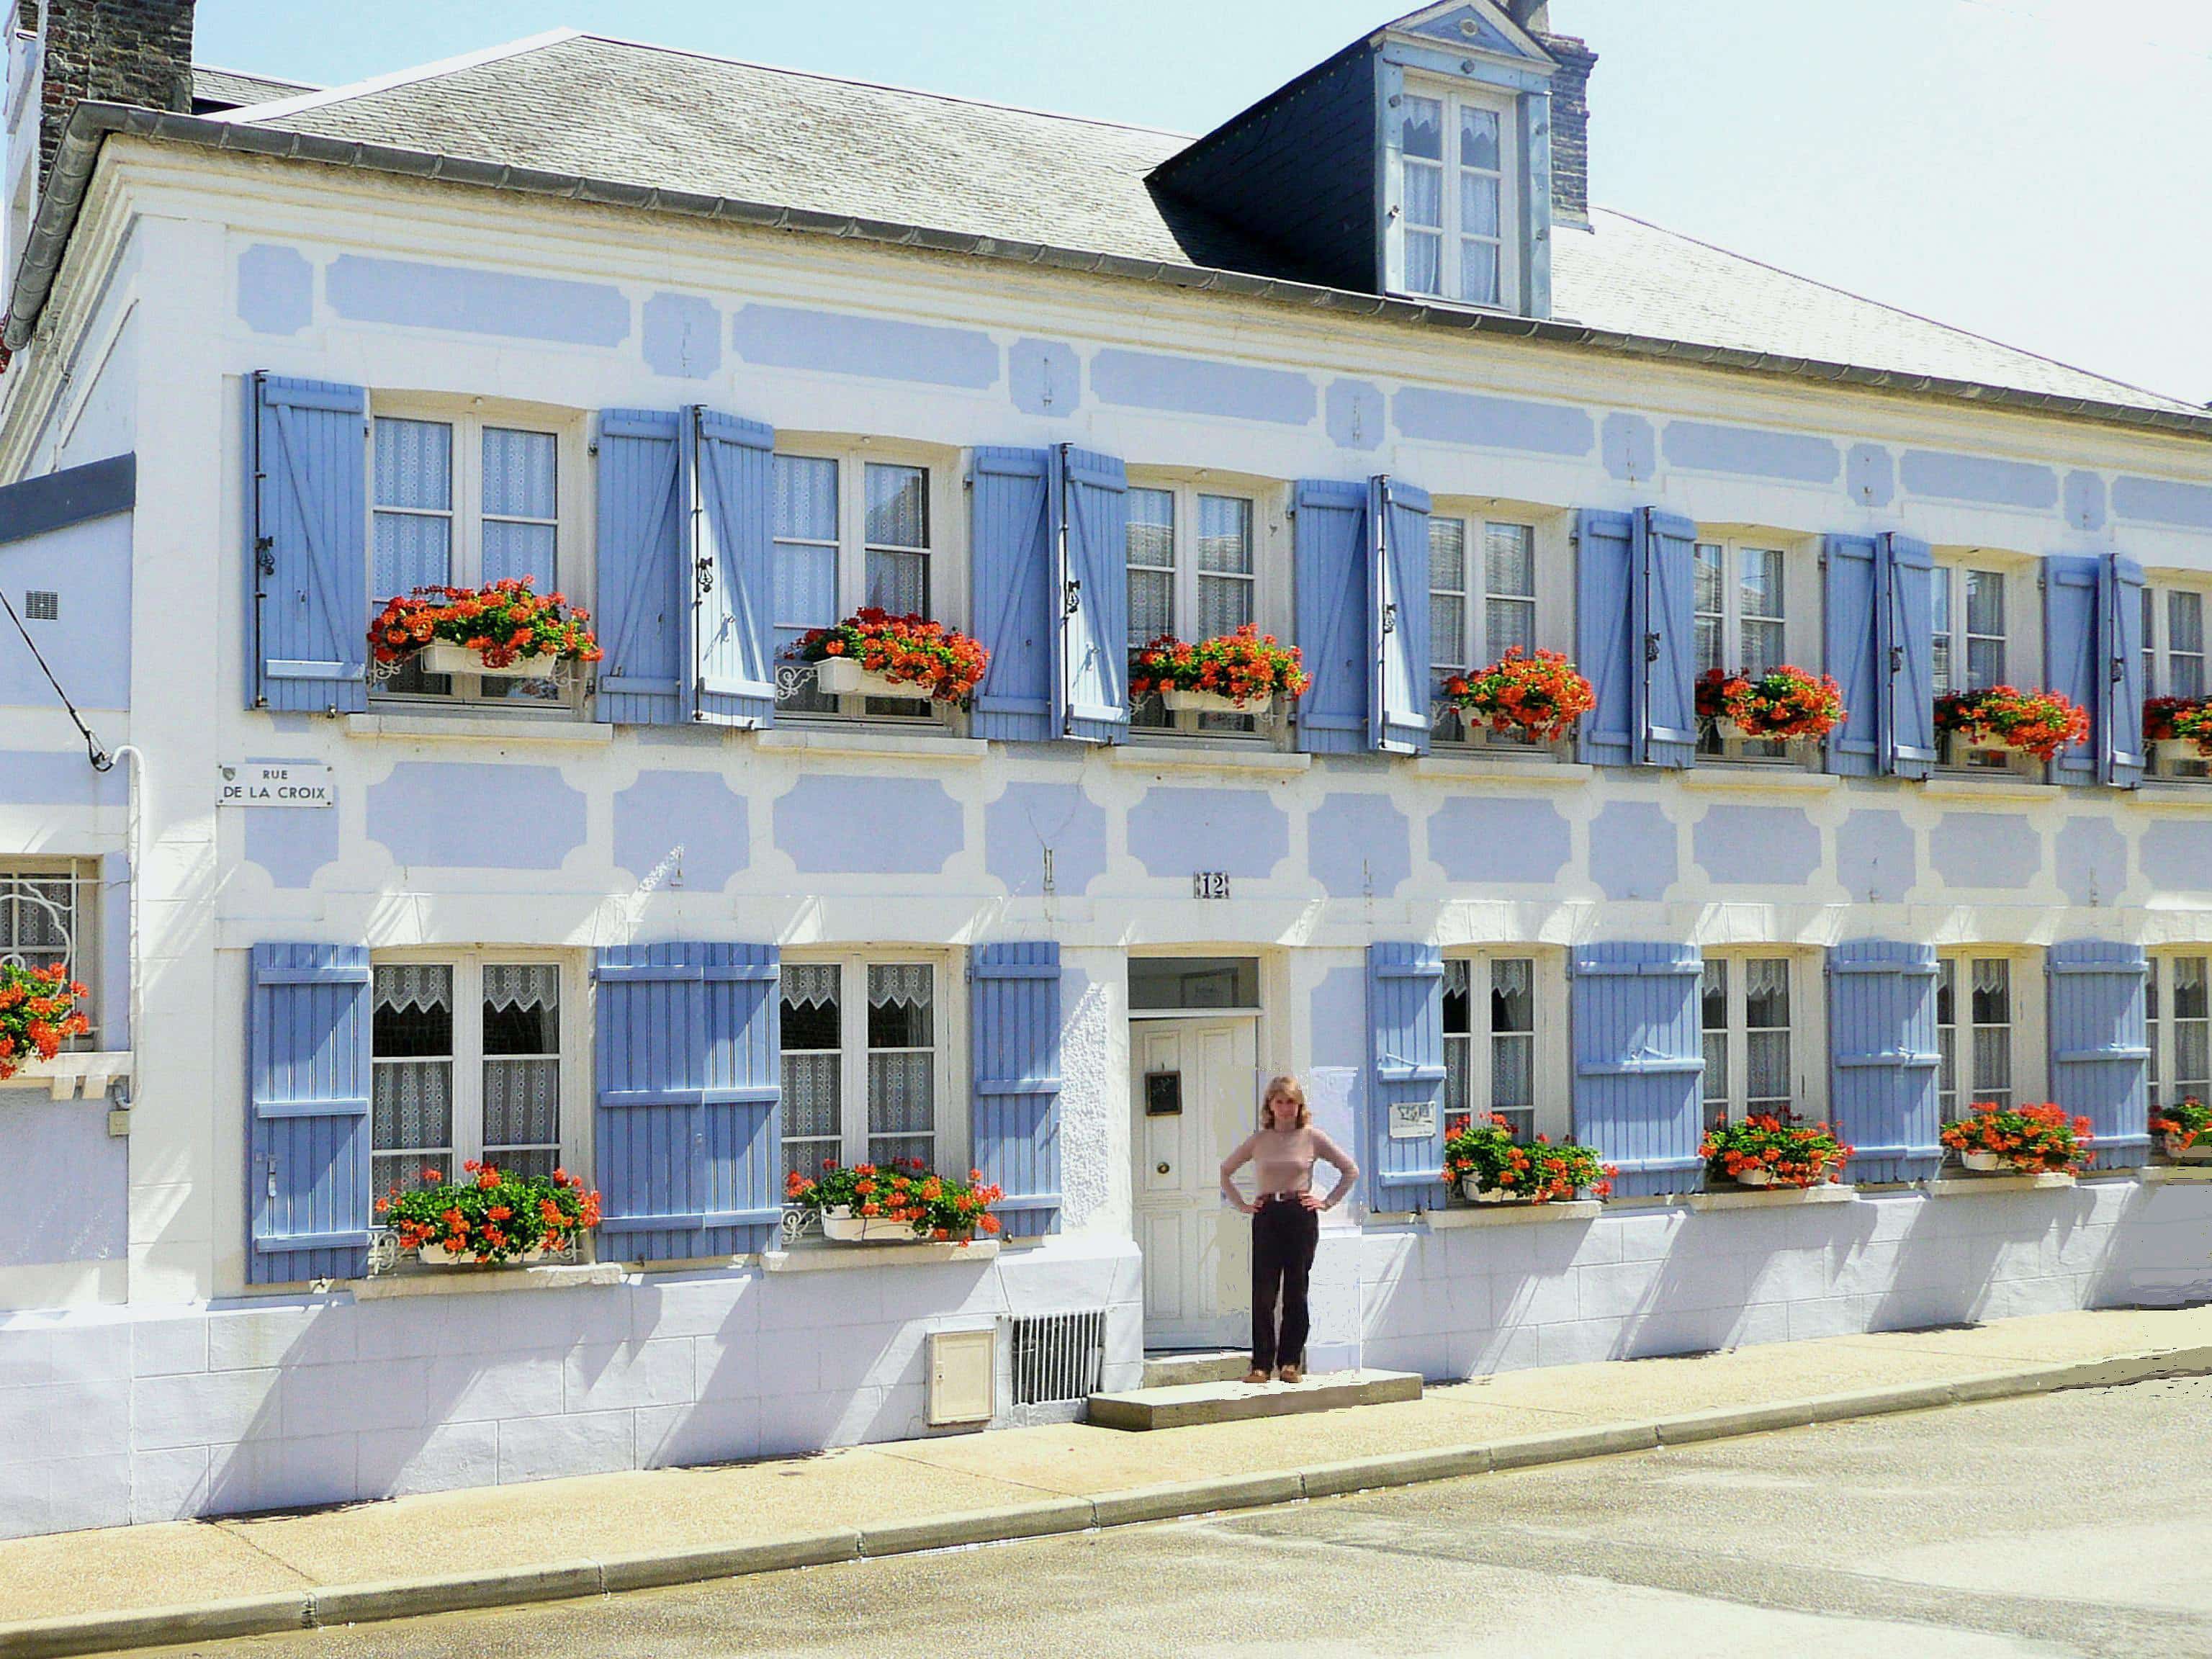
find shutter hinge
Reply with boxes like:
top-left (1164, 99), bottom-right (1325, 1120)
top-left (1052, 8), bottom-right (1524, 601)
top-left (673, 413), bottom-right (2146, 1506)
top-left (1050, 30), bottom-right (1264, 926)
top-left (266, 1159), bottom-right (278, 1198)
top-left (1381, 601), bottom-right (1398, 636)
top-left (256, 536), bottom-right (276, 577)
top-left (588, 439), bottom-right (600, 457)
top-left (1064, 577), bottom-right (1082, 618)
top-left (1890, 645), bottom-right (1905, 673)
top-left (1645, 632), bottom-right (1660, 665)
top-left (2110, 657), bottom-right (2126, 685)
top-left (696, 557), bottom-right (714, 595)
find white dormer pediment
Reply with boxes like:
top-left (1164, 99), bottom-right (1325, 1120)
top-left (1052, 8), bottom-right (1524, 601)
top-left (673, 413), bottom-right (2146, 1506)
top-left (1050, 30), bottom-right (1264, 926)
top-left (1385, 2), bottom-right (1557, 71)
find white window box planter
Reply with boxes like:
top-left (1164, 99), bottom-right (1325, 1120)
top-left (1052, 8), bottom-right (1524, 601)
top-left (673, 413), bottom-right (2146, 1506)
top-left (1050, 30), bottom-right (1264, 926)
top-left (1730, 1166), bottom-right (1779, 1187)
top-left (419, 642), bottom-right (562, 681)
top-left (819, 1206), bottom-right (931, 1244)
top-left (2162, 1134), bottom-right (2212, 1163)
top-left (1959, 1149), bottom-right (2072, 1175)
top-left (0, 1051), bottom-right (133, 1100)
top-left (813, 657), bottom-right (927, 700)
top-left (2153, 739), bottom-right (2212, 767)
top-left (1161, 686), bottom-right (1271, 716)
top-left (415, 1242), bottom-right (551, 1266)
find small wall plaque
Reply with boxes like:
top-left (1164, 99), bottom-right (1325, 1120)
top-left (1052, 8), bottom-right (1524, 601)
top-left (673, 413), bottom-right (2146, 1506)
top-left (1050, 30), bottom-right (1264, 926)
top-left (1388, 1100), bottom-right (1438, 1141)
top-left (217, 762), bottom-right (334, 808)
top-left (1192, 871), bottom-right (1230, 900)
top-left (1144, 1070), bottom-right (1184, 1117)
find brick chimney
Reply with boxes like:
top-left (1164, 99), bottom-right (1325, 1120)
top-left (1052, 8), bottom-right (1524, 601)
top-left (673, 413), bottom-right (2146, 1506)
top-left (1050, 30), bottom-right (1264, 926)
top-left (34, 1), bottom-right (194, 193)
top-left (1533, 26), bottom-right (1596, 227)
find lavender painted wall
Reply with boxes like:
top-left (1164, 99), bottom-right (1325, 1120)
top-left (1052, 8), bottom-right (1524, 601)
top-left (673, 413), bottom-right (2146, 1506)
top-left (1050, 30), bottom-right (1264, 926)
top-left (1835, 809), bottom-right (1916, 904)
top-left (325, 256), bottom-right (631, 348)
top-left (613, 770), bottom-right (749, 891)
top-left (1601, 413), bottom-right (1655, 482)
top-left (235, 245), bottom-right (313, 337)
top-left (0, 1104), bottom-right (125, 1267)
top-left (366, 763), bottom-right (588, 870)
top-left (1930, 813), bottom-right (2041, 889)
top-left (1899, 450), bottom-right (2059, 511)
top-left (1847, 444), bottom-right (1896, 508)
top-left (1326, 380), bottom-right (1385, 452)
top-left (1309, 793), bottom-right (1411, 898)
top-left (984, 781), bottom-right (1106, 897)
top-left (1091, 350), bottom-right (1315, 426)
top-left (1427, 796), bottom-right (1570, 885)
top-left (243, 809), bottom-right (339, 891)
top-left (1588, 802), bottom-right (1676, 902)
top-left (2141, 822), bottom-right (2212, 892)
top-left (2055, 819), bottom-right (2128, 907)
top-left (0, 514), bottom-right (132, 711)
top-left (1009, 339), bottom-right (1081, 418)
top-left (1692, 805), bottom-right (1821, 887)
top-left (2115, 477), bottom-right (2212, 532)
top-left (1125, 787), bottom-right (1290, 880)
top-left (0, 750), bottom-right (126, 807)
top-left (773, 775), bottom-right (963, 875)
top-left (641, 293), bottom-right (723, 380)
top-left (1661, 422), bottom-right (1840, 485)
top-left (730, 306), bottom-right (998, 390)
top-left (1393, 387), bottom-right (1592, 457)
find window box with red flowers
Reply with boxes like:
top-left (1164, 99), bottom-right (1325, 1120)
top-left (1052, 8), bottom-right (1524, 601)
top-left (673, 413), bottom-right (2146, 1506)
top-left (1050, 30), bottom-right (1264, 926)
top-left (1701, 1115), bottom-right (1852, 1189)
top-left (370, 580), bottom-right (603, 683)
top-left (1696, 666), bottom-right (1846, 745)
top-left (1443, 1116), bottom-right (1614, 1205)
top-left (1437, 649), bottom-right (1595, 744)
top-left (791, 610), bottom-right (989, 705)
top-left (1941, 1102), bottom-right (2092, 1175)
top-left (2143, 698), bottom-right (2212, 767)
top-left (377, 1162), bottom-right (602, 1267)
top-left (1130, 626), bottom-right (1308, 716)
top-left (0, 963), bottom-right (91, 1083)
top-left (1933, 687), bottom-right (2090, 763)
top-left (2152, 1097), bottom-right (2212, 1162)
top-left (786, 1159), bottom-right (1005, 1244)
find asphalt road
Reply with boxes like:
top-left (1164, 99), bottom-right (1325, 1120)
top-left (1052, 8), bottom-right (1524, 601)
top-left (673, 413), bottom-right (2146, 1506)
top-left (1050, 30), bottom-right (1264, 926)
top-left (117, 1375), bottom-right (2212, 1658)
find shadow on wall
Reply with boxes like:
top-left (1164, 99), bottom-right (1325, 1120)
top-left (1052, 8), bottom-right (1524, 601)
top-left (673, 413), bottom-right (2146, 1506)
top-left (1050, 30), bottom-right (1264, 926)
top-left (1360, 1180), bottom-right (2212, 1381)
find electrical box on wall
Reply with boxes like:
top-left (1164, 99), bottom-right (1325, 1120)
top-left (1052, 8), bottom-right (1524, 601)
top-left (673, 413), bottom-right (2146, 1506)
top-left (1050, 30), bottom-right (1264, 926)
top-left (927, 1327), bottom-right (997, 1426)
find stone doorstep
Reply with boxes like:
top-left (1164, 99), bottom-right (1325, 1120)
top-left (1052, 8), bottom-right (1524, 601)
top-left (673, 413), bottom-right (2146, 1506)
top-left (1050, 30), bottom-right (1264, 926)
top-left (1140, 1349), bottom-right (1253, 1389)
top-left (1087, 1368), bottom-right (1424, 1431)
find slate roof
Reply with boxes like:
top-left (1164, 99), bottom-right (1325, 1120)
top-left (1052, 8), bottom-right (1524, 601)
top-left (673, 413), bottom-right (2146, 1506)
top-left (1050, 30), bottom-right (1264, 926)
top-left (176, 31), bottom-right (2199, 422)
top-left (189, 66), bottom-right (316, 114)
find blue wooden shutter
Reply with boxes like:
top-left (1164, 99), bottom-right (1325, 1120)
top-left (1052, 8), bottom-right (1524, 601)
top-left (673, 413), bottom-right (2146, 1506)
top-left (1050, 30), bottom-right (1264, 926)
top-left (1367, 943), bottom-right (1447, 1212)
top-left (2045, 554), bottom-right (2103, 784)
top-left (1639, 508), bottom-right (1699, 768)
top-left (1823, 535), bottom-right (1882, 778)
top-left (1374, 478), bottom-right (1433, 755)
top-left (1295, 480), bottom-right (1372, 755)
top-left (249, 374), bottom-right (368, 714)
top-left (971, 943), bottom-right (1064, 1233)
top-left (969, 448), bottom-right (1056, 742)
top-left (593, 943), bottom-right (782, 1260)
top-left (2102, 554), bottom-right (2146, 787)
top-left (2048, 942), bottom-right (2150, 1172)
top-left (1827, 943), bottom-right (1941, 1184)
top-left (1883, 534), bottom-right (1938, 778)
top-left (594, 410), bottom-right (687, 726)
top-left (1057, 448), bottom-right (1130, 745)
top-left (691, 408), bottom-right (777, 728)
top-left (247, 943), bottom-right (372, 1284)
top-left (1570, 943), bottom-right (1704, 1197)
top-left (1575, 508), bottom-right (1636, 766)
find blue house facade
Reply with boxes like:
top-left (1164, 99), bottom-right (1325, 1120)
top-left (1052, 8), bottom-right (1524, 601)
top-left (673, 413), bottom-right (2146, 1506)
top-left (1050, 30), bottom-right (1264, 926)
top-left (0, 0), bottom-right (2208, 1536)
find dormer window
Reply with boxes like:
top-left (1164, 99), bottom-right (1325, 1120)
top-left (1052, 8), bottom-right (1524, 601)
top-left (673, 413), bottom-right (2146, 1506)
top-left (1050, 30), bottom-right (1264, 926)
top-left (1401, 85), bottom-right (1519, 310)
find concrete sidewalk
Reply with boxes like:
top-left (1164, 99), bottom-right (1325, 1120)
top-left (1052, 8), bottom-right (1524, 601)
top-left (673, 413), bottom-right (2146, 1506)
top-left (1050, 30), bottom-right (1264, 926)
top-left (4, 1304), bottom-right (2209, 1659)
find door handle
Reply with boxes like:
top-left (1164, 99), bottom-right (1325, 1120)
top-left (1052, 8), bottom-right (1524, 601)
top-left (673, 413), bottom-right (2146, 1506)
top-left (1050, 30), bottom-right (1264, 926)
top-left (1156, 1162), bottom-right (1171, 1175)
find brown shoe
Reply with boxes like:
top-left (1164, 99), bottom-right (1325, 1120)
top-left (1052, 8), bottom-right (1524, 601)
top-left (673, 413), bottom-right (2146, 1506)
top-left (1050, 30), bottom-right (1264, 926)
top-left (1244, 1368), bottom-right (1269, 1385)
top-left (1278, 1365), bottom-right (1302, 1384)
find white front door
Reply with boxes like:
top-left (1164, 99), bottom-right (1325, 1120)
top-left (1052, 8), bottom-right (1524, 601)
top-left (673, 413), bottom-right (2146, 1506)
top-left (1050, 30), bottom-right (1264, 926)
top-left (1131, 1017), bottom-right (1259, 1350)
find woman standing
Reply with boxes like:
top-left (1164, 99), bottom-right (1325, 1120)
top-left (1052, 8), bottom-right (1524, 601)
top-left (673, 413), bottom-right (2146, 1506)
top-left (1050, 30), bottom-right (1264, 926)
top-left (1219, 1076), bottom-right (1358, 1385)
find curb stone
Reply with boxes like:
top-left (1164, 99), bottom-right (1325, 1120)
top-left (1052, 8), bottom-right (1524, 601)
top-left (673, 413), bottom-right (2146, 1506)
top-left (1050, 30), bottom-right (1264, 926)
top-left (6, 1346), bottom-right (2212, 1659)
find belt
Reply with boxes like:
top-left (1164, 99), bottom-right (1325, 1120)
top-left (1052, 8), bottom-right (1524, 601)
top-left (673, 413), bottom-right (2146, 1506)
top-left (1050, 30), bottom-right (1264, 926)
top-left (1258, 1190), bottom-right (1308, 1204)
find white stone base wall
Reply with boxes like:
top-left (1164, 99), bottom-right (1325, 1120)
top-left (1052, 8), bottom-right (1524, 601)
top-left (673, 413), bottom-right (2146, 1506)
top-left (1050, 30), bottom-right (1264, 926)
top-left (1329, 1178), bottom-right (2212, 1380)
top-left (0, 1237), bottom-right (1143, 1539)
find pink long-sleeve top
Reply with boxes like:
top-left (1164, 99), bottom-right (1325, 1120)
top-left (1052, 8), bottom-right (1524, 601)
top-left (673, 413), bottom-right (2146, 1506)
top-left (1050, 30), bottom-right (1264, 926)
top-left (1219, 1125), bottom-right (1359, 1210)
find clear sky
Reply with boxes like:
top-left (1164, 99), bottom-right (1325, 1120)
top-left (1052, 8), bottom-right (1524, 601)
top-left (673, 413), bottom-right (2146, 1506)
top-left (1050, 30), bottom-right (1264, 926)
top-left (189, 0), bottom-right (2212, 409)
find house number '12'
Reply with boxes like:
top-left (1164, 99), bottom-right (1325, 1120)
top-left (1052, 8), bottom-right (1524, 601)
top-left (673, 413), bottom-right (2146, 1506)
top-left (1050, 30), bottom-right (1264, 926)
top-left (1193, 872), bottom-right (1231, 900)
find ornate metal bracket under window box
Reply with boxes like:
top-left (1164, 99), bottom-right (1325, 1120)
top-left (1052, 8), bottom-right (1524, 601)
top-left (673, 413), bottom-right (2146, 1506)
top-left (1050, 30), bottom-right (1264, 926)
top-left (0, 1050), bottom-right (132, 1100)
top-left (371, 651), bottom-right (583, 689)
top-left (367, 1226), bottom-right (582, 1277)
top-left (778, 658), bottom-right (926, 701)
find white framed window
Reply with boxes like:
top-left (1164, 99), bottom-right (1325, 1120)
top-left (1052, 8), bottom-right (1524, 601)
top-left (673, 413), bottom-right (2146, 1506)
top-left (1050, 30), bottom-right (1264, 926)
top-left (773, 447), bottom-right (949, 719)
top-left (1125, 477), bottom-right (1265, 737)
top-left (1441, 952), bottom-right (1565, 1141)
top-left (369, 953), bottom-right (582, 1198)
top-left (1700, 952), bottom-right (1816, 1126)
top-left (1936, 954), bottom-right (2015, 1118)
top-left (0, 859), bottom-right (100, 1049)
top-left (1398, 82), bottom-right (1520, 311)
top-left (1693, 535), bottom-right (1812, 764)
top-left (1931, 564), bottom-right (2008, 695)
top-left (2148, 954), bottom-right (2211, 1112)
top-left (367, 401), bottom-right (585, 707)
top-left (779, 954), bottom-right (956, 1179)
top-left (2144, 584), bottom-right (2210, 781)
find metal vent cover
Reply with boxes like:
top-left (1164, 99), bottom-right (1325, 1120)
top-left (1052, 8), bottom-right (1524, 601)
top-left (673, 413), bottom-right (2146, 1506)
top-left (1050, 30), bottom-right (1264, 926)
top-left (1010, 1309), bottom-right (1107, 1406)
top-left (24, 590), bottom-right (58, 621)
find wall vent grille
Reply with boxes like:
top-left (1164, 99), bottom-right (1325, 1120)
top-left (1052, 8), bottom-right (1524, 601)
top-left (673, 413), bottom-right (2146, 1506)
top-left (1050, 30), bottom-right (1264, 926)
top-left (1010, 1309), bottom-right (1107, 1406)
top-left (24, 591), bottom-right (58, 621)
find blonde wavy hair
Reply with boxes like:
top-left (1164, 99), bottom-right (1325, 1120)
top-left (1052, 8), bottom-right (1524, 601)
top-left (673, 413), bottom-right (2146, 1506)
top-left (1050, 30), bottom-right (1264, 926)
top-left (1262, 1074), bottom-right (1310, 1130)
